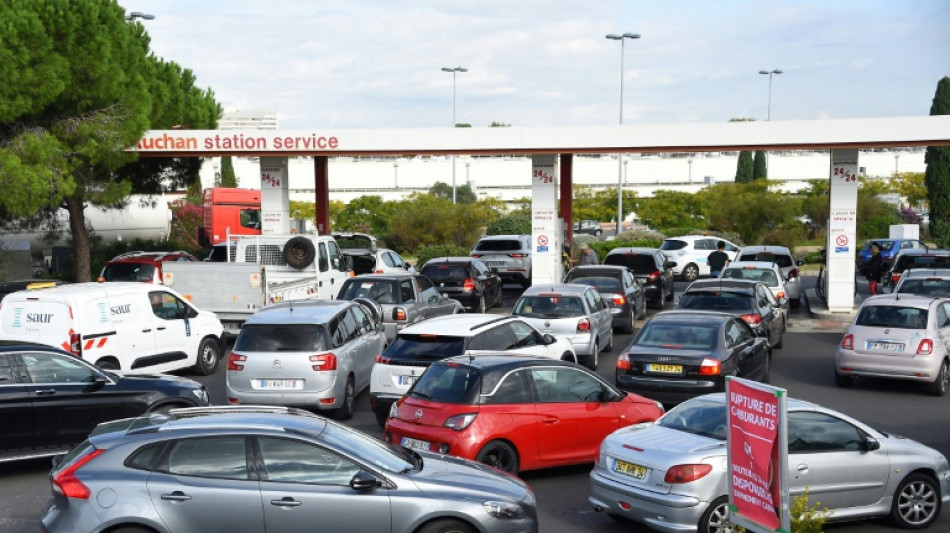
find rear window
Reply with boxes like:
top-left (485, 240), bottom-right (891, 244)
top-left (898, 256), bottom-right (950, 271)
top-left (234, 324), bottom-right (326, 352)
top-left (410, 363), bottom-right (481, 404)
top-left (678, 291), bottom-right (753, 312)
top-left (896, 279), bottom-right (950, 298)
top-left (722, 268), bottom-right (778, 285)
top-left (385, 334), bottom-right (466, 363)
top-left (660, 239), bottom-right (688, 251)
top-left (338, 279), bottom-right (397, 304)
top-left (102, 263), bottom-right (156, 282)
top-left (867, 241), bottom-right (895, 252)
top-left (335, 235), bottom-right (374, 250)
top-left (513, 295), bottom-right (586, 318)
top-left (634, 322), bottom-right (719, 350)
top-left (563, 275), bottom-right (621, 293)
top-left (474, 240), bottom-right (522, 252)
top-left (856, 305), bottom-right (928, 329)
top-left (421, 264), bottom-right (469, 282)
top-left (738, 252), bottom-right (793, 268)
top-left (604, 253), bottom-right (658, 274)
top-left (657, 397), bottom-right (727, 440)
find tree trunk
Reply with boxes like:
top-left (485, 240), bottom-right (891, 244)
top-left (64, 195), bottom-right (92, 282)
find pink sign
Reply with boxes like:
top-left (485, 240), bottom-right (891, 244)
top-left (728, 380), bottom-right (781, 530)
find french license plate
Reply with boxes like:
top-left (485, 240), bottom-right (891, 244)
top-left (647, 363), bottom-right (683, 374)
top-left (867, 341), bottom-right (904, 352)
top-left (401, 437), bottom-right (431, 451)
top-left (257, 379), bottom-right (303, 390)
top-left (223, 322), bottom-right (242, 333)
top-left (486, 261), bottom-right (505, 266)
top-left (613, 459), bottom-right (648, 479)
top-left (398, 375), bottom-right (417, 387)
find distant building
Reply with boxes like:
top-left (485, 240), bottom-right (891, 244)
top-left (219, 110), bottom-right (278, 130)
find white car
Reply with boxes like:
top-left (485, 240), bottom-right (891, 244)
top-left (734, 245), bottom-right (804, 308)
top-left (660, 235), bottom-right (739, 282)
top-left (369, 314), bottom-right (576, 426)
top-left (720, 261), bottom-right (790, 308)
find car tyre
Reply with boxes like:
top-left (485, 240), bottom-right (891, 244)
top-left (774, 332), bottom-right (784, 350)
top-left (604, 331), bottom-right (613, 353)
top-left (890, 473), bottom-right (941, 529)
top-left (475, 440), bottom-right (519, 475)
top-left (96, 358), bottom-right (120, 371)
top-left (761, 350), bottom-right (772, 384)
top-left (110, 528), bottom-right (150, 533)
top-left (418, 518), bottom-right (477, 533)
top-left (789, 295), bottom-right (801, 309)
top-left (194, 338), bottom-right (221, 376)
top-left (334, 376), bottom-right (356, 420)
top-left (682, 263), bottom-right (699, 282)
top-left (475, 295), bottom-right (486, 314)
top-left (834, 372), bottom-right (855, 388)
top-left (587, 340), bottom-right (599, 371)
top-left (283, 236), bottom-right (316, 269)
top-left (374, 409), bottom-right (388, 428)
top-left (665, 283), bottom-right (675, 301)
top-left (620, 312), bottom-right (635, 334)
top-left (924, 360), bottom-right (949, 397)
top-left (561, 351), bottom-right (578, 364)
top-left (699, 496), bottom-right (732, 533)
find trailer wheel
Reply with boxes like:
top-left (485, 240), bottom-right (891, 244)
top-left (284, 237), bottom-right (316, 269)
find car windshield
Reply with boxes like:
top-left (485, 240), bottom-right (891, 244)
top-left (660, 240), bottom-right (687, 251)
top-left (722, 268), bottom-right (778, 286)
top-left (338, 279), bottom-right (397, 304)
top-left (563, 275), bottom-right (621, 293)
top-left (234, 324), bottom-right (327, 351)
top-left (678, 291), bottom-right (753, 312)
top-left (603, 253), bottom-right (657, 274)
top-left (657, 397), bottom-right (728, 440)
top-left (321, 422), bottom-right (415, 473)
top-left (900, 256), bottom-right (950, 271)
top-left (513, 295), bottom-right (586, 318)
top-left (738, 252), bottom-right (793, 268)
top-left (474, 240), bottom-right (521, 252)
top-left (102, 263), bottom-right (156, 282)
top-left (410, 364), bottom-right (482, 404)
top-left (896, 279), bottom-right (950, 298)
top-left (634, 322), bottom-right (718, 350)
top-left (385, 334), bottom-right (466, 362)
top-left (421, 264), bottom-right (468, 282)
top-left (855, 305), bottom-right (928, 329)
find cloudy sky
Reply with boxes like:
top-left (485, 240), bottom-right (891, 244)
top-left (120, 0), bottom-right (948, 130)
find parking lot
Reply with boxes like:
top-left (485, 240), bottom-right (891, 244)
top-left (2, 275), bottom-right (949, 532)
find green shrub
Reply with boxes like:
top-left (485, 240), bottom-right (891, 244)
top-left (413, 243), bottom-right (471, 267)
top-left (486, 212), bottom-right (531, 235)
top-left (790, 487), bottom-right (832, 533)
top-left (761, 224), bottom-right (807, 250)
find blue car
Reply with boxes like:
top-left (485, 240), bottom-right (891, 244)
top-left (856, 238), bottom-right (928, 272)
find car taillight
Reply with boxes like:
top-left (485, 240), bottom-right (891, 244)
top-left (776, 291), bottom-right (786, 299)
top-left (470, 254), bottom-right (482, 258)
top-left (616, 353), bottom-right (631, 370)
top-left (228, 353), bottom-right (247, 371)
top-left (648, 270), bottom-right (660, 282)
top-left (375, 355), bottom-right (391, 364)
top-left (698, 358), bottom-right (721, 376)
top-left (892, 274), bottom-right (901, 283)
top-left (917, 339), bottom-right (934, 355)
top-left (740, 313), bottom-right (763, 326)
top-left (577, 318), bottom-right (591, 332)
top-left (444, 413), bottom-right (477, 431)
top-left (611, 294), bottom-right (626, 305)
top-left (463, 278), bottom-right (476, 292)
top-left (52, 448), bottom-right (105, 499)
top-left (375, 269), bottom-right (384, 274)
top-left (393, 307), bottom-right (407, 321)
top-left (788, 268), bottom-right (799, 279)
top-left (311, 353), bottom-right (338, 371)
top-left (841, 334), bottom-right (854, 350)
top-left (70, 333), bottom-right (82, 357)
top-left (664, 464), bottom-right (713, 483)
top-left (509, 253), bottom-right (527, 258)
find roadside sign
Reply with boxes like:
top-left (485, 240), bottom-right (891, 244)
top-left (726, 377), bottom-right (790, 533)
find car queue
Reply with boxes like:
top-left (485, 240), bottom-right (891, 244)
top-left (3, 234), bottom-right (950, 533)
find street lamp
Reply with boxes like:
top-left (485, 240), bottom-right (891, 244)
top-left (758, 69), bottom-right (783, 121)
top-left (895, 153), bottom-right (901, 177)
top-left (688, 158), bottom-right (694, 184)
top-left (441, 66), bottom-right (468, 204)
top-left (393, 162), bottom-right (399, 189)
top-left (623, 158), bottom-right (628, 185)
top-left (125, 11), bottom-right (155, 21)
top-left (606, 32), bottom-right (640, 236)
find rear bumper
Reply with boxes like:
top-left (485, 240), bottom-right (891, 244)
top-left (616, 374), bottom-right (723, 405)
top-left (835, 349), bottom-right (942, 382)
top-left (589, 469), bottom-right (705, 533)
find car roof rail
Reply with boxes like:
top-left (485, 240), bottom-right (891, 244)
top-left (470, 315), bottom-right (512, 331)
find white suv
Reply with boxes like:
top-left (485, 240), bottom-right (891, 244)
top-left (369, 313), bottom-right (576, 426)
top-left (660, 235), bottom-right (739, 282)
top-left (470, 234), bottom-right (532, 287)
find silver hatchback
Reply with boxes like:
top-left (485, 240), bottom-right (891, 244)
top-left (42, 406), bottom-right (538, 533)
top-left (226, 300), bottom-right (386, 419)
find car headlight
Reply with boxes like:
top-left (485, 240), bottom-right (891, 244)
top-left (192, 387), bottom-right (209, 403)
top-left (483, 501), bottom-right (526, 520)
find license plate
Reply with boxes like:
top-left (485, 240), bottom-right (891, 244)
top-left (257, 379), bottom-right (303, 390)
top-left (647, 363), bottom-right (683, 374)
top-left (867, 341), bottom-right (904, 352)
top-left (612, 459), bottom-right (648, 479)
top-left (401, 437), bottom-right (431, 451)
top-left (223, 322), bottom-right (242, 333)
top-left (398, 375), bottom-right (417, 387)
top-left (486, 261), bottom-right (505, 266)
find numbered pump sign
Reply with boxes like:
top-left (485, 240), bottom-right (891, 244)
top-left (726, 377), bottom-right (790, 533)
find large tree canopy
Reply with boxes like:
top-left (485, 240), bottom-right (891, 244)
top-left (925, 76), bottom-right (950, 247)
top-left (0, 0), bottom-right (220, 280)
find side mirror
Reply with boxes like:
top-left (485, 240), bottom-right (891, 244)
top-left (51, 454), bottom-right (64, 469)
top-left (666, 261), bottom-right (677, 268)
top-left (340, 256), bottom-right (354, 272)
top-left (796, 260), bottom-right (805, 266)
top-left (543, 334), bottom-right (557, 345)
top-left (404, 263), bottom-right (412, 270)
top-left (350, 470), bottom-right (382, 492)
top-left (862, 436), bottom-right (881, 451)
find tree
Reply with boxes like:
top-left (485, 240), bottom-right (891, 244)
top-left (753, 150), bottom-right (767, 180)
top-left (489, 121), bottom-right (511, 127)
top-left (219, 156), bottom-right (237, 187)
top-left (700, 181), bottom-right (797, 243)
top-left (635, 190), bottom-right (706, 231)
top-left (890, 172), bottom-right (927, 209)
top-left (925, 76), bottom-right (950, 247)
top-left (0, 0), bottom-right (220, 281)
top-left (429, 181), bottom-right (477, 204)
top-left (735, 152), bottom-right (754, 183)
top-left (334, 195), bottom-right (394, 235)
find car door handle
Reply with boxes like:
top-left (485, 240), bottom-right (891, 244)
top-left (271, 497), bottom-right (301, 507)
top-left (34, 388), bottom-right (56, 396)
top-left (542, 416), bottom-right (559, 424)
top-left (157, 326), bottom-right (166, 331)
top-left (161, 491), bottom-right (192, 502)
top-left (142, 329), bottom-right (152, 333)
top-left (796, 463), bottom-right (809, 476)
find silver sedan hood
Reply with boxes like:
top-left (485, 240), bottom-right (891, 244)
top-left (409, 450), bottom-right (531, 502)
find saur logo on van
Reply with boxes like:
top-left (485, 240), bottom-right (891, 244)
top-left (11, 307), bottom-right (23, 328)
top-left (97, 302), bottom-right (108, 323)
top-left (26, 313), bottom-right (54, 324)
top-left (110, 304), bottom-right (132, 316)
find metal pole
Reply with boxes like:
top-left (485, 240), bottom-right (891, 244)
top-left (616, 38), bottom-right (625, 236)
top-left (767, 72), bottom-right (773, 121)
top-left (452, 70), bottom-right (457, 204)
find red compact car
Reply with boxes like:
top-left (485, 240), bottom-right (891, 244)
top-left (384, 354), bottom-right (664, 474)
top-left (99, 251), bottom-right (198, 284)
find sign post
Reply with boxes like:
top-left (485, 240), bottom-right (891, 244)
top-left (726, 377), bottom-right (790, 533)
top-left (531, 154), bottom-right (561, 285)
top-left (826, 149), bottom-right (859, 312)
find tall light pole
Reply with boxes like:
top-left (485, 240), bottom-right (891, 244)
top-left (606, 32), bottom-right (640, 236)
top-left (894, 153), bottom-right (901, 177)
top-left (758, 69), bottom-right (782, 121)
top-left (393, 162), bottom-right (399, 189)
top-left (688, 158), bottom-right (694, 184)
top-left (125, 11), bottom-right (155, 21)
top-left (441, 66), bottom-right (467, 204)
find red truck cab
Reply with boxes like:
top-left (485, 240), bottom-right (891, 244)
top-left (198, 188), bottom-right (262, 246)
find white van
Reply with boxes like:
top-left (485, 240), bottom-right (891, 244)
top-left (0, 282), bottom-right (224, 375)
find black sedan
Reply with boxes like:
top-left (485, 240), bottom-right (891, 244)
top-left (615, 310), bottom-right (771, 405)
top-left (0, 341), bottom-right (210, 463)
top-left (419, 256), bottom-right (503, 313)
top-left (677, 278), bottom-right (786, 349)
top-left (563, 265), bottom-right (646, 333)
top-left (602, 247), bottom-right (676, 308)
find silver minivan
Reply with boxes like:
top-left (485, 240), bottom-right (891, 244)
top-left (226, 300), bottom-right (386, 419)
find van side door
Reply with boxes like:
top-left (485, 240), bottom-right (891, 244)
top-left (147, 291), bottom-right (194, 370)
